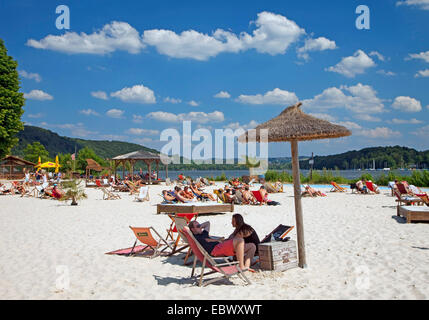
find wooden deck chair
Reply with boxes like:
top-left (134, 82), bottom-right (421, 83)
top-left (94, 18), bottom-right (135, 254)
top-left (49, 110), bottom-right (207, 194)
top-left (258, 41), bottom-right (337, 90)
top-left (101, 187), bottom-right (121, 200)
top-left (330, 181), bottom-right (347, 192)
top-left (135, 186), bottom-right (150, 202)
top-left (166, 214), bottom-right (198, 258)
top-left (264, 182), bottom-right (277, 193)
top-left (251, 190), bottom-right (263, 203)
top-left (213, 189), bottom-right (226, 203)
top-left (393, 189), bottom-right (424, 206)
top-left (365, 181), bottom-right (379, 194)
top-left (416, 194), bottom-right (429, 206)
top-left (181, 226), bottom-right (251, 287)
top-left (124, 181), bottom-right (139, 195)
top-left (128, 226), bottom-right (175, 258)
top-left (396, 182), bottom-right (409, 196)
top-left (234, 190), bottom-right (245, 205)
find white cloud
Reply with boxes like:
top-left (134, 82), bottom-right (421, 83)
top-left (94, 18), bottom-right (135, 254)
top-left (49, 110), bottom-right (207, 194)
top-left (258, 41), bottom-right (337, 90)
top-left (407, 50), bottom-right (429, 63)
top-left (142, 11), bottom-right (305, 60)
top-left (79, 108), bottom-right (100, 116)
top-left (308, 113), bottom-right (337, 122)
top-left (188, 100), bottom-right (200, 107)
top-left (132, 114), bottom-right (143, 123)
top-left (126, 128), bottom-right (160, 135)
top-left (355, 127), bottom-right (401, 139)
top-left (214, 91), bottom-right (231, 99)
top-left (369, 51), bottom-right (385, 61)
top-left (24, 89), bottom-right (53, 101)
top-left (302, 83), bottom-right (384, 114)
top-left (91, 91), bottom-right (108, 100)
top-left (297, 37), bottom-right (337, 60)
top-left (147, 110), bottom-right (224, 124)
top-left (411, 124), bottom-right (429, 136)
top-left (237, 88), bottom-right (298, 105)
top-left (27, 113), bottom-right (43, 119)
top-left (335, 121), bottom-right (362, 130)
top-left (19, 70), bottom-right (41, 82)
top-left (106, 108), bottom-right (124, 118)
top-left (354, 114), bottom-right (382, 122)
top-left (415, 69), bottom-right (429, 77)
top-left (377, 70), bottom-right (396, 76)
top-left (391, 118), bottom-right (423, 124)
top-left (396, 0), bottom-right (429, 10)
top-left (27, 21), bottom-right (145, 54)
top-left (326, 50), bottom-right (376, 78)
top-left (110, 84), bottom-right (156, 104)
top-left (224, 120), bottom-right (259, 130)
top-left (164, 97), bottom-right (182, 104)
top-left (392, 96), bottom-right (422, 112)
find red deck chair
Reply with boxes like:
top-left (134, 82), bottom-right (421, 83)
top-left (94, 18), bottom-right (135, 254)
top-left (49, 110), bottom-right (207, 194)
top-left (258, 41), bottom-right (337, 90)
top-left (396, 182), bottom-right (409, 195)
top-left (181, 226), bottom-right (251, 287)
top-left (128, 226), bottom-right (175, 258)
top-left (365, 181), bottom-right (377, 194)
top-left (251, 190), bottom-right (263, 203)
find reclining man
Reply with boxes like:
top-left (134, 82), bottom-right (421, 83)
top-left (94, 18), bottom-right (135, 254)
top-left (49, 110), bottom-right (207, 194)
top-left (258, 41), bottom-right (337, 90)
top-left (188, 220), bottom-right (256, 272)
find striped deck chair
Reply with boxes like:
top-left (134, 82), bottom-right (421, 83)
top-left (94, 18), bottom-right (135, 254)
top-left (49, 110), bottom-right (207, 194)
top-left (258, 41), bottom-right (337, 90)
top-left (416, 194), bottom-right (429, 206)
top-left (330, 181), bottom-right (347, 192)
top-left (264, 182), bottom-right (277, 193)
top-left (101, 187), bottom-right (121, 200)
top-left (128, 226), bottom-right (175, 258)
top-left (181, 226), bottom-right (251, 287)
top-left (167, 214), bottom-right (198, 260)
top-left (213, 189), bottom-right (226, 203)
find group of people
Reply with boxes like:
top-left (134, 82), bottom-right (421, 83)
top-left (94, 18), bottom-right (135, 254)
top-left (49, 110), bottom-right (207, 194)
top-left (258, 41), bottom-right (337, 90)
top-left (216, 183), bottom-right (281, 206)
top-left (353, 178), bottom-right (380, 194)
top-left (188, 213), bottom-right (260, 272)
top-left (162, 182), bottom-right (217, 203)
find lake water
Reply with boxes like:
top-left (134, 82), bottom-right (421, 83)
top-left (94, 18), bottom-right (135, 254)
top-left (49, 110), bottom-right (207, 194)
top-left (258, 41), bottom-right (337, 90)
top-left (138, 168), bottom-right (423, 181)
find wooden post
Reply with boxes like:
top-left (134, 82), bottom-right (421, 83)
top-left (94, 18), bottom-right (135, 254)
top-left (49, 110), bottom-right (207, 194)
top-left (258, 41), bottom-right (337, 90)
top-left (122, 160), bottom-right (125, 180)
top-left (156, 160), bottom-right (159, 181)
top-left (130, 160), bottom-right (135, 181)
top-left (290, 140), bottom-right (307, 268)
top-left (166, 164), bottom-right (168, 179)
top-left (148, 161), bottom-right (152, 184)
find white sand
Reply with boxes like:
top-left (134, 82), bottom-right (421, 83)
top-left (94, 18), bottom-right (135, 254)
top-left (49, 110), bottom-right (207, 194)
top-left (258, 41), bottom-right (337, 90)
top-left (1, 181), bottom-right (428, 300)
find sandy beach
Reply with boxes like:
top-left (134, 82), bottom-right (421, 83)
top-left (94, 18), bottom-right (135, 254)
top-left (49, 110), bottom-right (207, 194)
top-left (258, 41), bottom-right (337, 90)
top-left (0, 182), bottom-right (428, 300)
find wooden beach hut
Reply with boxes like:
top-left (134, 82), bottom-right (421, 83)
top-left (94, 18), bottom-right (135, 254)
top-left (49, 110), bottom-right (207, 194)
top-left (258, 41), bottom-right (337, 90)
top-left (0, 155), bottom-right (36, 180)
top-left (239, 102), bottom-right (351, 268)
top-left (110, 150), bottom-right (167, 184)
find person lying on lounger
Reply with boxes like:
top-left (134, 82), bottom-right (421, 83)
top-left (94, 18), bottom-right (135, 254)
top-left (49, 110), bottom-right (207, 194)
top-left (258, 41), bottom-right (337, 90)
top-left (223, 188), bottom-right (236, 203)
top-left (51, 184), bottom-right (65, 199)
top-left (259, 186), bottom-right (281, 205)
top-left (355, 180), bottom-right (366, 194)
top-left (162, 190), bottom-right (177, 203)
top-left (173, 186), bottom-right (196, 203)
top-left (302, 185), bottom-right (326, 197)
top-left (241, 186), bottom-right (259, 205)
top-left (190, 183), bottom-right (216, 201)
top-left (183, 186), bottom-right (196, 201)
top-left (188, 220), bottom-right (256, 272)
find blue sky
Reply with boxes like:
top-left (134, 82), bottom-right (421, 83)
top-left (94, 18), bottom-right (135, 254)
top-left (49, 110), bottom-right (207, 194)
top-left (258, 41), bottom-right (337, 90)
top-left (1, 0), bottom-right (428, 158)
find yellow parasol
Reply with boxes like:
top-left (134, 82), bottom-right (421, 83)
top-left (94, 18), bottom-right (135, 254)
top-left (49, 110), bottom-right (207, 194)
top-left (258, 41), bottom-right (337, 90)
top-left (55, 155), bottom-right (60, 173)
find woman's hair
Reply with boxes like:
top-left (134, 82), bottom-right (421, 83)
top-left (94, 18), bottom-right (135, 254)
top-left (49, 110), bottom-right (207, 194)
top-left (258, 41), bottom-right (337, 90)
top-left (232, 214), bottom-right (253, 237)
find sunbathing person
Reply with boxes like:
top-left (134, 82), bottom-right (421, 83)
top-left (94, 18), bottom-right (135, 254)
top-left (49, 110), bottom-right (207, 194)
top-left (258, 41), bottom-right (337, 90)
top-left (355, 180), bottom-right (366, 193)
top-left (190, 183), bottom-right (216, 201)
top-left (242, 186), bottom-right (258, 205)
top-left (302, 185), bottom-right (326, 197)
top-left (162, 190), bottom-right (177, 203)
top-left (173, 186), bottom-right (196, 203)
top-left (259, 186), bottom-right (281, 205)
top-left (0, 183), bottom-right (12, 194)
top-left (183, 186), bottom-right (196, 200)
top-left (188, 220), bottom-right (256, 272)
top-left (51, 184), bottom-right (65, 199)
top-left (223, 188), bottom-right (236, 203)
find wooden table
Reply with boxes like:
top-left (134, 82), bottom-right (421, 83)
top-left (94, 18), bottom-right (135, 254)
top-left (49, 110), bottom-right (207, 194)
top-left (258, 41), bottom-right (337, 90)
top-left (397, 205), bottom-right (429, 223)
top-left (157, 202), bottom-right (234, 215)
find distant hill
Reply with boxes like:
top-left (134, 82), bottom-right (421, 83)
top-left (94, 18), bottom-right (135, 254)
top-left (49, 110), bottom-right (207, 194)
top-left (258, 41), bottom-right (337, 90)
top-left (298, 146), bottom-right (429, 170)
top-left (11, 125), bottom-right (158, 159)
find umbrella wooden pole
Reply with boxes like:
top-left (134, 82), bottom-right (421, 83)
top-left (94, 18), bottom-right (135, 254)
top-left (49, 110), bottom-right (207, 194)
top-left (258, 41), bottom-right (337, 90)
top-left (291, 140), bottom-right (307, 268)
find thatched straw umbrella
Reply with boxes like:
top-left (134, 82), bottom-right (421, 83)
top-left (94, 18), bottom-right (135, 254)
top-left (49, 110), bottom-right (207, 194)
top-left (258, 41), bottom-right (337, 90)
top-left (238, 102), bottom-right (351, 268)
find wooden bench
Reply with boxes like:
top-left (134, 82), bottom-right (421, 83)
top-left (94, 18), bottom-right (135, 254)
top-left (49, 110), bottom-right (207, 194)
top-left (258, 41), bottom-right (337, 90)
top-left (157, 203), bottom-right (234, 215)
top-left (397, 205), bottom-right (429, 223)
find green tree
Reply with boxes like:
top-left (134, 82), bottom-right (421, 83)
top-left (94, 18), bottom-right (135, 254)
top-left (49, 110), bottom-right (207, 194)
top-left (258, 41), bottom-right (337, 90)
top-left (58, 153), bottom-right (73, 172)
top-left (23, 141), bottom-right (49, 163)
top-left (0, 39), bottom-right (25, 158)
top-left (76, 146), bottom-right (106, 171)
